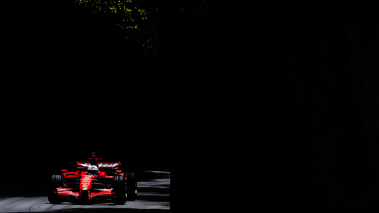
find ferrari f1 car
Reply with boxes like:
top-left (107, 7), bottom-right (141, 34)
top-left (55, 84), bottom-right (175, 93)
top-left (48, 156), bottom-right (137, 204)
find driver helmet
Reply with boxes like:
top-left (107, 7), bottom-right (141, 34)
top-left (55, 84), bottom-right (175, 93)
top-left (88, 165), bottom-right (98, 174)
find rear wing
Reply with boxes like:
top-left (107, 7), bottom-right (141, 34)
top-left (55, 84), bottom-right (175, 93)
top-left (77, 159), bottom-right (121, 170)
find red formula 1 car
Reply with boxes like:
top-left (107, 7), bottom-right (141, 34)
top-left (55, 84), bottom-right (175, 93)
top-left (48, 156), bottom-right (137, 204)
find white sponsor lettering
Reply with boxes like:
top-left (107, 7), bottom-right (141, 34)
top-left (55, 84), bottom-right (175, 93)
top-left (78, 162), bottom-right (119, 168)
top-left (98, 163), bottom-right (119, 168)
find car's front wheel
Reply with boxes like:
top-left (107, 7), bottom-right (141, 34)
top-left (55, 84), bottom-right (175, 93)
top-left (112, 175), bottom-right (127, 204)
top-left (127, 172), bottom-right (137, 201)
top-left (48, 174), bottom-right (63, 204)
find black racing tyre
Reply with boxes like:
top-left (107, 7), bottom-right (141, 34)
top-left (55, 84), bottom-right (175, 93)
top-left (112, 175), bottom-right (127, 204)
top-left (48, 174), bottom-right (63, 204)
top-left (126, 172), bottom-right (137, 201)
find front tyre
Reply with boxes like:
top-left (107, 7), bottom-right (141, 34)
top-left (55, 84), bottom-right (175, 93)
top-left (127, 172), bottom-right (137, 201)
top-left (48, 174), bottom-right (63, 204)
top-left (112, 175), bottom-right (127, 204)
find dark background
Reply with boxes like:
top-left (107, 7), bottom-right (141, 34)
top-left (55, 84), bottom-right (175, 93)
top-left (1, 0), bottom-right (171, 195)
top-left (3, 1), bottom-right (379, 213)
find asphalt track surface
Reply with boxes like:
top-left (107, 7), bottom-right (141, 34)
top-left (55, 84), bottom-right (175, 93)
top-left (0, 171), bottom-right (170, 212)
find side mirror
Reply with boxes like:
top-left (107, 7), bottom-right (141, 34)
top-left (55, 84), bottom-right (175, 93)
top-left (61, 169), bottom-right (67, 173)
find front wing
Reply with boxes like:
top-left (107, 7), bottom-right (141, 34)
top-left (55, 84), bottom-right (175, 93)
top-left (57, 188), bottom-right (113, 200)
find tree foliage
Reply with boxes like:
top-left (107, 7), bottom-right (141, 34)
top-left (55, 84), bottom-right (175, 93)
top-left (74, 0), bottom-right (156, 56)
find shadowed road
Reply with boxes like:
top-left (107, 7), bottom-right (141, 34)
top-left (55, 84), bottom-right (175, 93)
top-left (0, 171), bottom-right (170, 212)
